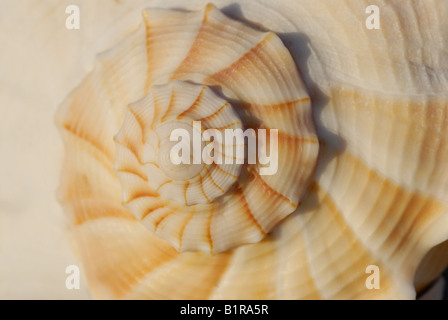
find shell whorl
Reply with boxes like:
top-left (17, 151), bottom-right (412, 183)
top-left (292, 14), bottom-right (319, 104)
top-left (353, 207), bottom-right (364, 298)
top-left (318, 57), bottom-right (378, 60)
top-left (115, 81), bottom-right (243, 206)
top-left (58, 3), bottom-right (319, 254)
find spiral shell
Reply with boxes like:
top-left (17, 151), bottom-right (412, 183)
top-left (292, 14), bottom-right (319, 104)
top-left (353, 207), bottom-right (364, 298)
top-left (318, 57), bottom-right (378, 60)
top-left (58, 4), bottom-right (318, 254)
top-left (54, 2), bottom-right (448, 299)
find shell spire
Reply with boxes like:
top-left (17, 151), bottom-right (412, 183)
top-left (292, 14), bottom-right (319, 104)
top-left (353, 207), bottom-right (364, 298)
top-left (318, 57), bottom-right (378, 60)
top-left (108, 3), bottom-right (319, 253)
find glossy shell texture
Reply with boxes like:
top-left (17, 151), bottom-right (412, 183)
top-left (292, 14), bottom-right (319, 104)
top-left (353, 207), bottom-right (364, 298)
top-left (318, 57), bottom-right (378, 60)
top-left (53, 1), bottom-right (448, 299)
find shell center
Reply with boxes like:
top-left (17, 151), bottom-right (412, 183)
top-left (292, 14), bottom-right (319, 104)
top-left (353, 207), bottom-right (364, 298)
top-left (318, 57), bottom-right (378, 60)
top-left (156, 121), bottom-right (205, 181)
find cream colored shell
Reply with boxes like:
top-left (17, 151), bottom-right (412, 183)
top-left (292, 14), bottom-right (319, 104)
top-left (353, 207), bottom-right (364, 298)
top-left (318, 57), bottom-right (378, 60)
top-left (58, 4), bottom-right (319, 254)
top-left (114, 78), bottom-right (318, 253)
top-left (54, 2), bottom-right (448, 299)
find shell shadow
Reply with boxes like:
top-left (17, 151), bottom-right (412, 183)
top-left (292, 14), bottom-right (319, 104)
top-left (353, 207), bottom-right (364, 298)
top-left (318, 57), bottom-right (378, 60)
top-left (221, 3), bottom-right (268, 32)
top-left (278, 31), bottom-right (347, 212)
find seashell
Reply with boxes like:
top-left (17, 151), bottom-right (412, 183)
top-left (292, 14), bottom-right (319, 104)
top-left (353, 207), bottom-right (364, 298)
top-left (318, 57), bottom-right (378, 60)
top-left (57, 3), bottom-right (319, 254)
top-left (112, 76), bottom-right (318, 253)
top-left (52, 2), bottom-right (448, 299)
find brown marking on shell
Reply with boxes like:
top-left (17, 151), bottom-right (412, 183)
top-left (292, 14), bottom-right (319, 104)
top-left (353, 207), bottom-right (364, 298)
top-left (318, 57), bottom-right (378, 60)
top-left (184, 181), bottom-right (190, 206)
top-left (207, 209), bottom-right (214, 253)
top-left (155, 179), bottom-right (173, 192)
top-left (143, 161), bottom-right (159, 168)
top-left (199, 174), bottom-right (211, 203)
top-left (169, 9), bottom-right (213, 80)
top-left (249, 97), bottom-right (312, 111)
top-left (123, 189), bottom-right (159, 205)
top-left (212, 121), bottom-right (242, 130)
top-left (209, 163), bottom-right (239, 179)
top-left (115, 167), bottom-right (148, 182)
top-left (203, 166), bottom-right (225, 194)
top-left (176, 86), bottom-right (206, 119)
top-left (161, 87), bottom-right (176, 122)
top-left (204, 32), bottom-right (275, 89)
top-left (141, 202), bottom-right (168, 221)
top-left (71, 199), bottom-right (136, 225)
top-left (235, 184), bottom-right (266, 236)
top-left (153, 209), bottom-right (174, 231)
top-left (73, 219), bottom-right (179, 298)
top-left (178, 209), bottom-right (196, 250)
top-left (113, 136), bottom-right (141, 164)
top-left (62, 123), bottom-right (114, 164)
top-left (150, 92), bottom-right (160, 130)
top-left (60, 124), bottom-right (115, 174)
top-left (127, 106), bottom-right (146, 144)
top-left (198, 102), bottom-right (230, 124)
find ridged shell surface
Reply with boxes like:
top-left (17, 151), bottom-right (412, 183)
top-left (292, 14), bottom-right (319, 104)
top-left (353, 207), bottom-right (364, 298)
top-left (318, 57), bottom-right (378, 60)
top-left (51, 1), bottom-right (448, 299)
top-left (58, 4), bottom-right (319, 254)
